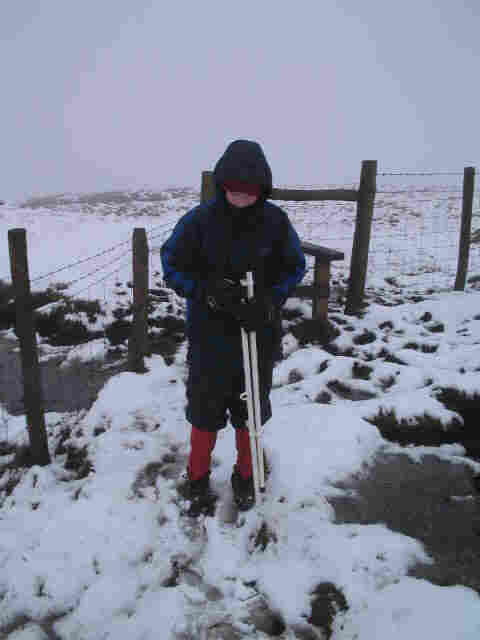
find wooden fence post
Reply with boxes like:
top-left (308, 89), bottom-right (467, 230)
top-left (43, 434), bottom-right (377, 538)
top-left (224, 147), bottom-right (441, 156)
top-left (8, 229), bottom-right (51, 466)
top-left (312, 260), bottom-right (330, 320)
top-left (201, 171), bottom-right (215, 204)
top-left (345, 160), bottom-right (377, 315)
top-left (128, 228), bottom-right (149, 373)
top-left (454, 167), bottom-right (476, 291)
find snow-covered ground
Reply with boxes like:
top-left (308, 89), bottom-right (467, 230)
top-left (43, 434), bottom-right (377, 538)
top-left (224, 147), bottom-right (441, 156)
top-left (1, 187), bottom-right (480, 639)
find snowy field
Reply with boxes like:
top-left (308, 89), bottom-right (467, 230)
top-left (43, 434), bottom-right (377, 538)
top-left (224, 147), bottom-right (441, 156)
top-left (2, 182), bottom-right (479, 309)
top-left (1, 186), bottom-right (480, 639)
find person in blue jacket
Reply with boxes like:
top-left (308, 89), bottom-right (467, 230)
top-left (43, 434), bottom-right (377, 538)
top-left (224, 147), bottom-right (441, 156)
top-left (161, 139), bottom-right (306, 514)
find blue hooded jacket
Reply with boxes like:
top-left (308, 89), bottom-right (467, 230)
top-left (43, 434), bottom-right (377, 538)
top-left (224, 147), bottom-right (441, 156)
top-left (161, 140), bottom-right (306, 339)
top-left (161, 140), bottom-right (306, 428)
top-left (161, 140), bottom-right (305, 404)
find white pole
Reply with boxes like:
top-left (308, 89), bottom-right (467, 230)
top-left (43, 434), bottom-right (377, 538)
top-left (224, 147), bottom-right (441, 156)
top-left (241, 325), bottom-right (261, 502)
top-left (240, 271), bottom-right (265, 503)
top-left (248, 329), bottom-right (265, 490)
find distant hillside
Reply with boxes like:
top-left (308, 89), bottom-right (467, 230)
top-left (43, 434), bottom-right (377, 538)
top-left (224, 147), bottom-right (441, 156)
top-left (19, 188), bottom-right (200, 217)
top-left (21, 188), bottom-right (198, 208)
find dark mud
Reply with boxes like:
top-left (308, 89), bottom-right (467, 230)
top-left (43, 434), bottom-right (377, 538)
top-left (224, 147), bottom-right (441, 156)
top-left (0, 336), bottom-right (126, 416)
top-left (330, 452), bottom-right (480, 594)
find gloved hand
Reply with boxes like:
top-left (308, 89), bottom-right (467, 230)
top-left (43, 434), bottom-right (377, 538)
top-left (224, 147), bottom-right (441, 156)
top-left (234, 296), bottom-right (275, 332)
top-left (203, 278), bottom-right (246, 313)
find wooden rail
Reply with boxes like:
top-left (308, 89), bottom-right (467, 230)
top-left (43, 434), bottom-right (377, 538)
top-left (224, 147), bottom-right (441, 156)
top-left (271, 188), bottom-right (357, 202)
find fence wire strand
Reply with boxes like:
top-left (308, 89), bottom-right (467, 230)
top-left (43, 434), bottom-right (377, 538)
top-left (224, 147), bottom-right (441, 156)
top-left (378, 170), bottom-right (464, 177)
top-left (28, 219), bottom-right (175, 286)
top-left (69, 257), bottom-right (132, 298)
top-left (30, 237), bottom-right (132, 284)
top-left (65, 248), bottom-right (132, 288)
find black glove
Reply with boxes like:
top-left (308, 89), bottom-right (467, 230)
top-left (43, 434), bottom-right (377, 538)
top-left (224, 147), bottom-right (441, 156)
top-left (234, 296), bottom-right (275, 332)
top-left (202, 278), bottom-right (246, 313)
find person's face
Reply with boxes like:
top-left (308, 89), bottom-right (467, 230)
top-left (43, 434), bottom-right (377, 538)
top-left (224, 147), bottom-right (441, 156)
top-left (225, 189), bottom-right (258, 208)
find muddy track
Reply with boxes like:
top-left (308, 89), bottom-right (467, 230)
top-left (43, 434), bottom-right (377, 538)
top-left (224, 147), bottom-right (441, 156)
top-left (0, 336), bottom-right (126, 416)
top-left (330, 451), bottom-right (480, 594)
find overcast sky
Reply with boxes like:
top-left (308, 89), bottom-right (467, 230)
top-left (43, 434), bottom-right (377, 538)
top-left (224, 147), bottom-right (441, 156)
top-left (1, 0), bottom-right (479, 201)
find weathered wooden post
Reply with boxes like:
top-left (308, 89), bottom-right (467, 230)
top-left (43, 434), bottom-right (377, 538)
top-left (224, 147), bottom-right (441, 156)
top-left (454, 167), bottom-right (476, 291)
top-left (312, 259), bottom-right (330, 320)
top-left (298, 243), bottom-right (344, 320)
top-left (345, 160), bottom-right (377, 314)
top-left (128, 228), bottom-right (149, 373)
top-left (8, 229), bottom-right (51, 466)
top-left (201, 171), bottom-right (215, 204)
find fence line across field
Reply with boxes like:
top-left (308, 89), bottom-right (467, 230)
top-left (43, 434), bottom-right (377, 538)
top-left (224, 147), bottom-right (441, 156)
top-left (4, 161), bottom-right (477, 466)
top-left (2, 166), bottom-right (477, 307)
top-left (3, 165), bottom-right (478, 316)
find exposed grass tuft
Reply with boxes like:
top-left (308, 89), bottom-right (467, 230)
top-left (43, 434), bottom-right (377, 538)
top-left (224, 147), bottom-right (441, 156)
top-left (308, 582), bottom-right (348, 639)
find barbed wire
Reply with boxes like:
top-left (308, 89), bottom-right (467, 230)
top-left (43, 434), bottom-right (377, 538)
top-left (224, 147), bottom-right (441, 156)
top-left (26, 218), bottom-right (175, 287)
top-left (0, 222), bottom-right (175, 305)
top-left (376, 188), bottom-right (463, 195)
top-left (148, 231), bottom-right (173, 244)
top-left (12, 255), bottom-right (134, 314)
top-left (69, 257), bottom-right (132, 298)
top-left (65, 248), bottom-right (132, 288)
top-left (368, 240), bottom-right (458, 253)
top-left (30, 237), bottom-right (132, 284)
top-left (376, 196), bottom-right (463, 204)
top-left (63, 219), bottom-right (175, 297)
top-left (377, 170), bottom-right (465, 177)
top-left (145, 219), bottom-right (177, 237)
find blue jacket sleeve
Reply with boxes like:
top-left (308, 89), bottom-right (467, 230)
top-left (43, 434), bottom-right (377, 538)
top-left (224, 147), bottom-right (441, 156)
top-left (160, 209), bottom-right (200, 299)
top-left (271, 215), bottom-right (306, 307)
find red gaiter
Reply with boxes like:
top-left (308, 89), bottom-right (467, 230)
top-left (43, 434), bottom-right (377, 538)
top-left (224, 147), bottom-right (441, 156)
top-left (188, 426), bottom-right (217, 481)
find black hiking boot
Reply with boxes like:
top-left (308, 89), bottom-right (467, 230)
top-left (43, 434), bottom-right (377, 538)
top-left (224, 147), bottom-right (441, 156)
top-left (231, 466), bottom-right (255, 511)
top-left (177, 472), bottom-right (216, 517)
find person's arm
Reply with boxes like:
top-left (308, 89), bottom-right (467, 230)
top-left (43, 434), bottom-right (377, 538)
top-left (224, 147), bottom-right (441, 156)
top-left (271, 215), bottom-right (306, 306)
top-left (161, 209), bottom-right (202, 299)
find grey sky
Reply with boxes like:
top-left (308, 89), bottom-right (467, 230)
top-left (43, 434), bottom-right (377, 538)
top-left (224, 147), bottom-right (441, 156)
top-left (1, 0), bottom-right (479, 201)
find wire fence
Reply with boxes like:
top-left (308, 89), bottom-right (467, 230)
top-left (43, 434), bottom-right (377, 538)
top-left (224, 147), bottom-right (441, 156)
top-left (0, 217), bottom-right (181, 422)
top-left (2, 166), bottom-right (480, 427)
top-left (373, 169), bottom-right (478, 292)
top-left (2, 167), bottom-right (479, 318)
top-left (281, 168), bottom-right (478, 297)
top-left (0, 218), bottom-right (177, 315)
top-left (25, 219), bottom-right (175, 288)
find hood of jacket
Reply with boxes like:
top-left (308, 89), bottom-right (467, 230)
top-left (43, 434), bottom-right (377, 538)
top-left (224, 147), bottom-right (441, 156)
top-left (213, 139), bottom-right (273, 199)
